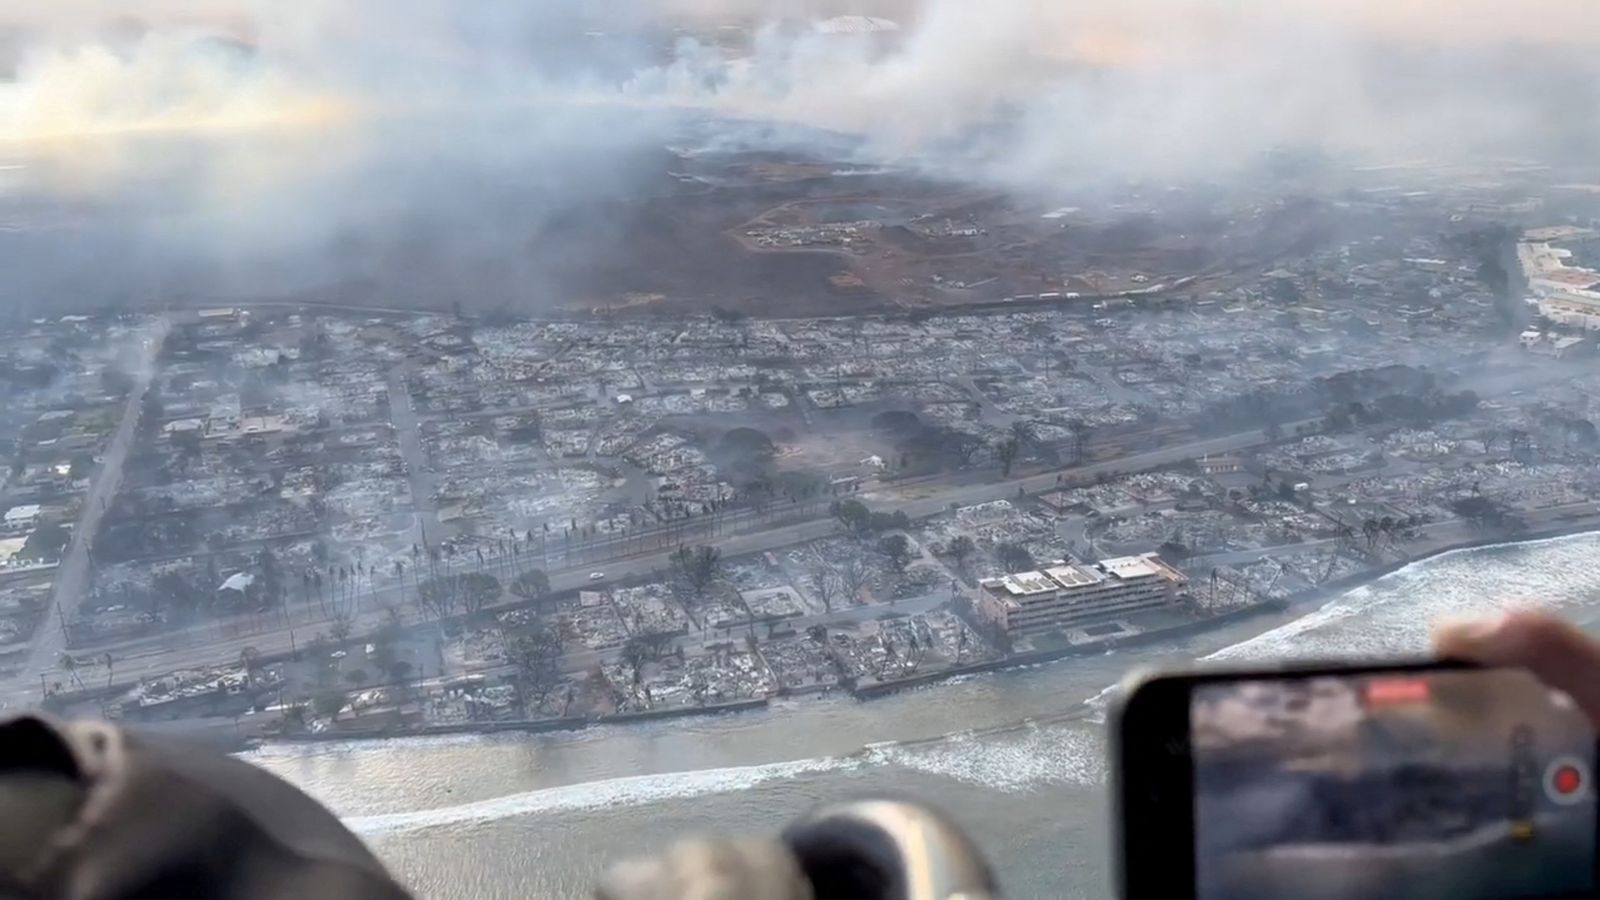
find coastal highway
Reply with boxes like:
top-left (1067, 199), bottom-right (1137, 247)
top-left (1, 419), bottom-right (1306, 707)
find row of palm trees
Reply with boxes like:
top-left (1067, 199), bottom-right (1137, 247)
top-left (55, 651), bottom-right (116, 691)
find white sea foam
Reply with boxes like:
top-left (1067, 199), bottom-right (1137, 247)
top-left (246, 732), bottom-right (510, 760)
top-left (343, 714), bottom-right (1110, 837)
top-left (869, 721), bottom-right (1105, 791)
top-left (1079, 682), bottom-right (1120, 725)
top-left (345, 755), bottom-right (860, 836)
top-left (1206, 531), bottom-right (1600, 662)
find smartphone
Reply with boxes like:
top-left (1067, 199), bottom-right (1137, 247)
top-left (1113, 660), bottom-right (1599, 900)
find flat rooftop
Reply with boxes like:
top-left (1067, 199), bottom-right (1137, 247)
top-left (1525, 226), bottom-right (1596, 241)
top-left (997, 571), bottom-right (1057, 595)
top-left (982, 553), bottom-right (1188, 602)
top-left (1535, 270), bottom-right (1600, 289)
top-left (1098, 555), bottom-right (1161, 579)
top-left (1044, 564), bottom-right (1103, 589)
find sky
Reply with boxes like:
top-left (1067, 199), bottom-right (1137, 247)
top-left (0, 0), bottom-right (1596, 311)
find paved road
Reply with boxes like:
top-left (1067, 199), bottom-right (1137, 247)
top-left (873, 420), bottom-right (1311, 515)
top-left (17, 317), bottom-right (170, 693)
top-left (388, 364), bottom-right (444, 551)
top-left (1, 420), bottom-right (1306, 706)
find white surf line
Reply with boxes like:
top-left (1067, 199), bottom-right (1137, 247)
top-left (345, 754), bottom-right (860, 836)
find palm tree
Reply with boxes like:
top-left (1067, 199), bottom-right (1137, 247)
top-left (239, 646), bottom-right (262, 688)
top-left (58, 653), bottom-right (83, 690)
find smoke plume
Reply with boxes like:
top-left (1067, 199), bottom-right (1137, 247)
top-left (0, 0), bottom-right (1596, 313)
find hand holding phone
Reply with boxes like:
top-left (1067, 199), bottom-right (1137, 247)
top-left (1114, 657), bottom-right (1598, 900)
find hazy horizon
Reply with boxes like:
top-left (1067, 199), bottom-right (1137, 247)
top-left (2, 0), bottom-right (1597, 314)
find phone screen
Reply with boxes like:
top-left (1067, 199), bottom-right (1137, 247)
top-left (1190, 668), bottom-right (1597, 900)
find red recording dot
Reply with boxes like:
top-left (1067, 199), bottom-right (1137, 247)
top-left (1555, 765), bottom-right (1583, 795)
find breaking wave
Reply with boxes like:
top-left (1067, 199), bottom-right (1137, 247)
top-left (346, 710), bottom-right (1103, 836)
top-left (347, 754), bottom-right (859, 836)
top-left (867, 718), bottom-right (1104, 792)
top-left (1206, 531), bottom-right (1600, 663)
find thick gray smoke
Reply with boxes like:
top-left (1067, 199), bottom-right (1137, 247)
top-left (642, 0), bottom-right (1600, 184)
top-left (0, 1), bottom-right (689, 312)
top-left (0, 0), bottom-right (1596, 313)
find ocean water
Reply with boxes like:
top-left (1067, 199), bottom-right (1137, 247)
top-left (246, 533), bottom-right (1600, 899)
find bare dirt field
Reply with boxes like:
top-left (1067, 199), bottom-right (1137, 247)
top-left (1, 139), bottom-right (1341, 322)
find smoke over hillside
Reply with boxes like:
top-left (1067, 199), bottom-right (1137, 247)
top-left (0, 0), bottom-right (1596, 313)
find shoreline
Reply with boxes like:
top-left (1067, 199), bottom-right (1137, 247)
top-left (224, 514), bottom-right (1600, 750)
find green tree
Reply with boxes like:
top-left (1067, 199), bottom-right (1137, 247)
top-left (872, 410), bottom-right (921, 436)
top-left (1009, 419), bottom-right (1035, 449)
top-left (455, 572), bottom-right (501, 615)
top-left (505, 623), bottom-right (564, 709)
top-left (58, 652), bottom-right (83, 689)
top-left (238, 646), bottom-right (262, 687)
top-left (995, 542), bottom-right (1035, 572)
top-left (877, 534), bottom-right (912, 574)
top-left (138, 387), bottom-right (164, 433)
top-left (829, 499), bottom-right (872, 536)
top-left (866, 511), bottom-right (910, 532)
top-left (281, 704), bottom-right (309, 732)
top-left (312, 690), bottom-right (347, 720)
top-left (669, 545), bottom-right (722, 597)
top-left (511, 568), bottom-right (551, 599)
top-left (621, 637), bottom-right (650, 686)
top-left (255, 546), bottom-right (284, 606)
top-left (947, 535), bottom-right (976, 569)
top-left (807, 563), bottom-right (838, 612)
top-left (415, 573), bottom-right (498, 620)
top-left (19, 522), bottom-right (70, 561)
top-left (995, 435), bottom-right (1021, 477)
top-left (718, 427), bottom-right (776, 462)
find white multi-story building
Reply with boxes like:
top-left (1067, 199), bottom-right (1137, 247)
top-left (1539, 293), bottom-right (1600, 332)
top-left (978, 553), bottom-right (1186, 637)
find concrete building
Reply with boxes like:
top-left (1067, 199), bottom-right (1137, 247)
top-left (1197, 455), bottom-right (1246, 476)
top-left (1539, 293), bottom-right (1600, 332)
top-left (978, 553), bottom-right (1186, 636)
top-left (2, 504), bottom-right (41, 533)
top-left (1522, 330), bottom-right (1591, 358)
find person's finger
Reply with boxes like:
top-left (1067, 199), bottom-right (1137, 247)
top-left (1434, 609), bottom-right (1600, 727)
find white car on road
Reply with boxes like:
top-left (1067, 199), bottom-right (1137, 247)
top-left (588, 571), bottom-right (606, 581)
